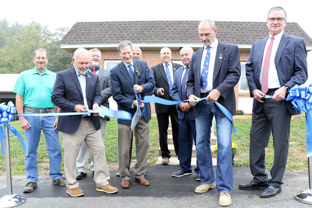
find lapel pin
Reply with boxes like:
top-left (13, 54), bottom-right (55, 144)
top-left (135, 66), bottom-right (140, 76)
top-left (219, 54), bottom-right (223, 60)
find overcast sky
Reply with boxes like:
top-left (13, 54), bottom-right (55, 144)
top-left (1, 0), bottom-right (311, 38)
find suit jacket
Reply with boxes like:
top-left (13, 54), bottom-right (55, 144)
top-left (110, 59), bottom-right (155, 125)
top-left (151, 62), bottom-right (182, 113)
top-left (246, 33), bottom-right (308, 115)
top-left (172, 65), bottom-right (195, 120)
top-left (98, 67), bottom-right (111, 108)
top-left (187, 41), bottom-right (241, 117)
top-left (51, 67), bottom-right (102, 134)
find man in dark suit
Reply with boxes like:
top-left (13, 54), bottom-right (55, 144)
top-left (151, 47), bottom-right (182, 165)
top-left (187, 19), bottom-right (241, 207)
top-left (239, 7), bottom-right (307, 198)
top-left (52, 48), bottom-right (118, 197)
top-left (110, 40), bottom-right (155, 189)
top-left (76, 48), bottom-right (112, 180)
top-left (171, 46), bottom-right (199, 178)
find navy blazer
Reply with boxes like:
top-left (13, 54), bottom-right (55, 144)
top-left (110, 59), bottom-right (155, 125)
top-left (172, 65), bottom-right (195, 120)
top-left (151, 62), bottom-right (182, 113)
top-left (187, 41), bottom-right (241, 117)
top-left (246, 33), bottom-right (308, 115)
top-left (51, 67), bottom-right (102, 134)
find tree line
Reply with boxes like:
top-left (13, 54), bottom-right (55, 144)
top-left (0, 19), bottom-right (72, 74)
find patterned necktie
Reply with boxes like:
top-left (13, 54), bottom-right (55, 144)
top-left (165, 64), bottom-right (173, 97)
top-left (128, 64), bottom-right (135, 83)
top-left (181, 66), bottom-right (189, 100)
top-left (201, 46), bottom-right (211, 90)
top-left (261, 36), bottom-right (275, 94)
top-left (92, 67), bottom-right (96, 73)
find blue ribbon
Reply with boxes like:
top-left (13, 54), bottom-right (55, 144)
top-left (0, 102), bottom-right (26, 155)
top-left (143, 95), bottom-right (236, 132)
top-left (286, 83), bottom-right (312, 157)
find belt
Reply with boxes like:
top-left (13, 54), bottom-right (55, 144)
top-left (200, 91), bottom-right (210, 97)
top-left (266, 88), bottom-right (279, 96)
top-left (82, 116), bottom-right (92, 119)
top-left (25, 107), bottom-right (54, 113)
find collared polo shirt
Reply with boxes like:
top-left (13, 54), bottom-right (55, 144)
top-left (13, 67), bottom-right (56, 108)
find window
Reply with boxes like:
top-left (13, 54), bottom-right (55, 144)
top-left (104, 60), bottom-right (120, 70)
top-left (239, 62), bottom-right (249, 93)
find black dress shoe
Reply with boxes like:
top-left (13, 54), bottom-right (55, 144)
top-left (239, 181), bottom-right (268, 190)
top-left (76, 172), bottom-right (87, 180)
top-left (260, 185), bottom-right (281, 198)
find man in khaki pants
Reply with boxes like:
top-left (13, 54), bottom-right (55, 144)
top-left (51, 48), bottom-right (118, 197)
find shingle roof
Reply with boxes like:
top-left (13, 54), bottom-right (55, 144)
top-left (60, 20), bottom-right (312, 47)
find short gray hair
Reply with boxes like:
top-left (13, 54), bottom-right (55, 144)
top-left (160, 47), bottom-right (171, 54)
top-left (198, 19), bottom-right (216, 30)
top-left (89, 48), bottom-right (101, 56)
top-left (267, 6), bottom-right (287, 20)
top-left (118, 40), bottom-right (132, 53)
top-left (73, 48), bottom-right (90, 60)
top-left (33, 48), bottom-right (47, 58)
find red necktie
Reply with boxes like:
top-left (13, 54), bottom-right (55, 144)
top-left (261, 36), bottom-right (274, 94)
top-left (92, 68), bottom-right (96, 73)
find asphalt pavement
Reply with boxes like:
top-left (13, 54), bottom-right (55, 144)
top-left (0, 165), bottom-right (311, 208)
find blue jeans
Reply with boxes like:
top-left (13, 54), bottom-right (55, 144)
top-left (195, 101), bottom-right (233, 194)
top-left (24, 110), bottom-right (62, 182)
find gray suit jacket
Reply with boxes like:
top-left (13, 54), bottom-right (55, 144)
top-left (98, 67), bottom-right (112, 108)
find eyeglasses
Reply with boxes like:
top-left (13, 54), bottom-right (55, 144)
top-left (120, 51), bottom-right (132, 56)
top-left (268, 17), bottom-right (285, 22)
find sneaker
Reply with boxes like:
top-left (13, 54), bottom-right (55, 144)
top-left (96, 184), bottom-right (118, 194)
top-left (67, 187), bottom-right (84, 197)
top-left (195, 174), bottom-right (200, 181)
top-left (53, 177), bottom-right (66, 186)
top-left (171, 170), bottom-right (192, 178)
top-left (23, 182), bottom-right (37, 193)
top-left (195, 182), bottom-right (216, 193)
top-left (219, 192), bottom-right (232, 207)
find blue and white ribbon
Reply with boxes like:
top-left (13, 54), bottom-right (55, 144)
top-left (0, 102), bottom-right (26, 155)
top-left (143, 95), bottom-right (236, 133)
top-left (286, 83), bottom-right (312, 157)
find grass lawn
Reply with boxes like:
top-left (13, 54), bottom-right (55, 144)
top-left (0, 113), bottom-right (309, 176)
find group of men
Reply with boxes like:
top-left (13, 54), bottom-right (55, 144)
top-left (13, 6), bottom-right (308, 207)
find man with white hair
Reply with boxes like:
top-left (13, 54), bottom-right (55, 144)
top-left (52, 48), bottom-right (118, 197)
top-left (75, 48), bottom-right (112, 180)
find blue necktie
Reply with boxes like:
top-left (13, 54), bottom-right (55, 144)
top-left (201, 46), bottom-right (211, 90)
top-left (181, 66), bottom-right (189, 100)
top-left (128, 64), bottom-right (135, 83)
top-left (165, 64), bottom-right (173, 97)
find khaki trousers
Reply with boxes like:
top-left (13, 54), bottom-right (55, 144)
top-left (118, 117), bottom-right (150, 180)
top-left (62, 118), bottom-right (110, 188)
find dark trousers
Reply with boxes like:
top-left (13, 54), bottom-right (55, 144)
top-left (179, 112), bottom-right (199, 173)
top-left (250, 99), bottom-right (291, 187)
top-left (156, 105), bottom-right (179, 158)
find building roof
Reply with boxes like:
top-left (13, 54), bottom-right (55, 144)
top-left (60, 20), bottom-right (312, 50)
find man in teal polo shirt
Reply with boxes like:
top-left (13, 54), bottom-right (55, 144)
top-left (13, 48), bottom-right (65, 193)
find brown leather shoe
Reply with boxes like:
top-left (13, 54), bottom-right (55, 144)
top-left (135, 177), bottom-right (150, 186)
top-left (120, 179), bottom-right (130, 189)
top-left (67, 187), bottom-right (84, 197)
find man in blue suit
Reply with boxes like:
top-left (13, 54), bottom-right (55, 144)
top-left (110, 40), bottom-right (155, 189)
top-left (52, 48), bottom-right (118, 197)
top-left (239, 7), bottom-right (308, 198)
top-left (187, 19), bottom-right (241, 207)
top-left (171, 47), bottom-right (199, 179)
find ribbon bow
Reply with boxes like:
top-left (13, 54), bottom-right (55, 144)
top-left (0, 102), bottom-right (26, 155)
top-left (286, 83), bottom-right (312, 157)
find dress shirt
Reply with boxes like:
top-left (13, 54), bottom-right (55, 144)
top-left (260, 31), bottom-right (284, 89)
